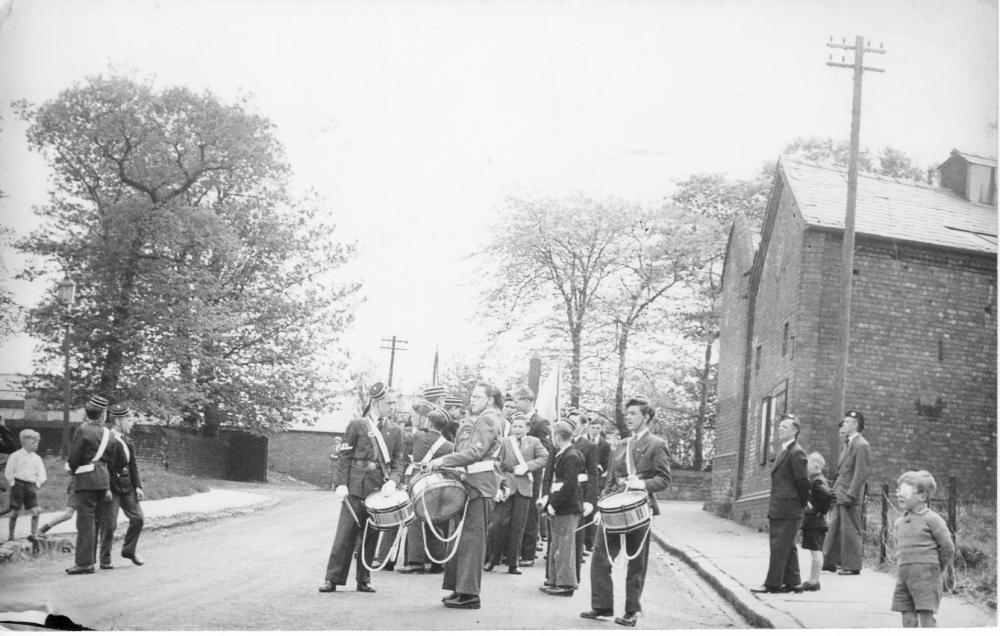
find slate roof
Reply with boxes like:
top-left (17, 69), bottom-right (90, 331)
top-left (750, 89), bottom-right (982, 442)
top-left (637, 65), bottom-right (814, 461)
top-left (780, 158), bottom-right (998, 254)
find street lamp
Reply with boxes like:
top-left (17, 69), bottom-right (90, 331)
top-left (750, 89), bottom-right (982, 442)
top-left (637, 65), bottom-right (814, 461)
top-left (58, 276), bottom-right (76, 457)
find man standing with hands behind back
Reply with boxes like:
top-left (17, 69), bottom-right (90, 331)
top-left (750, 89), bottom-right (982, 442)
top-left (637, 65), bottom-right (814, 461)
top-left (66, 395), bottom-right (114, 575)
top-left (751, 414), bottom-right (811, 594)
top-left (823, 410), bottom-right (872, 575)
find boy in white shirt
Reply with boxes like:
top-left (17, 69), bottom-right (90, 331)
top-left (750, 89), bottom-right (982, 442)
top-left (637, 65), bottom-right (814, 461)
top-left (5, 429), bottom-right (46, 541)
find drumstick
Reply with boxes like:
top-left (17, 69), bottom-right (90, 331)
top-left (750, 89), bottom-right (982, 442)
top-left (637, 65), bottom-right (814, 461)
top-left (343, 496), bottom-right (361, 527)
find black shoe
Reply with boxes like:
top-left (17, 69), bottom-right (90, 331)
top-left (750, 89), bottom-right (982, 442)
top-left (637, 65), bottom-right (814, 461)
top-left (122, 552), bottom-right (144, 566)
top-left (519, 559), bottom-right (534, 567)
top-left (318, 581), bottom-right (337, 593)
top-left (821, 564), bottom-right (838, 572)
top-left (443, 594), bottom-right (480, 609)
top-left (615, 612), bottom-right (638, 627)
top-left (837, 569), bottom-right (860, 575)
top-left (507, 567), bottom-right (522, 575)
top-left (796, 581), bottom-right (821, 592)
top-left (66, 565), bottom-right (95, 575)
top-left (542, 585), bottom-right (574, 597)
top-left (429, 565), bottom-right (444, 574)
top-left (442, 592), bottom-right (460, 604)
top-left (580, 609), bottom-right (614, 621)
top-left (483, 562), bottom-right (495, 572)
top-left (100, 563), bottom-right (114, 570)
top-left (356, 582), bottom-right (376, 593)
top-left (750, 585), bottom-right (787, 594)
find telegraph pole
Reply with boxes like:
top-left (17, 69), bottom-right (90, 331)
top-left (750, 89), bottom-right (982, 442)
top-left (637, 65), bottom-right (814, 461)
top-left (380, 336), bottom-right (407, 387)
top-left (826, 36), bottom-right (885, 441)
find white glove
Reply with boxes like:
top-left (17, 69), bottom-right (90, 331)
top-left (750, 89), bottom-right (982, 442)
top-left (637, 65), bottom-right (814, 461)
top-left (513, 465), bottom-right (528, 476)
top-left (429, 458), bottom-right (444, 468)
top-left (380, 480), bottom-right (397, 494)
top-left (625, 478), bottom-right (646, 490)
top-left (546, 504), bottom-right (556, 516)
top-left (582, 502), bottom-right (594, 517)
top-left (334, 485), bottom-right (348, 498)
top-left (536, 495), bottom-right (548, 510)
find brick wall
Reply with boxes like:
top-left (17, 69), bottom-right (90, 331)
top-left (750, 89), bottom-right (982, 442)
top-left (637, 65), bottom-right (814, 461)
top-left (268, 430), bottom-right (338, 486)
top-left (661, 469), bottom-right (712, 501)
top-left (131, 425), bottom-right (268, 482)
top-left (2, 420), bottom-right (74, 457)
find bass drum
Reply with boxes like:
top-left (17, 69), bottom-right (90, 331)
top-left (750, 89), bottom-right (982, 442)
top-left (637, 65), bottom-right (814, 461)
top-left (408, 471), bottom-right (468, 524)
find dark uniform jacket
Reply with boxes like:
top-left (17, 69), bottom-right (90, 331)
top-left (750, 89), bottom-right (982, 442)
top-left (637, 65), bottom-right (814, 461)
top-left (405, 429), bottom-right (454, 487)
top-left (593, 435), bottom-right (611, 484)
top-left (803, 473), bottom-right (833, 530)
top-left (768, 440), bottom-right (810, 520)
top-left (548, 446), bottom-right (585, 515)
top-left (526, 412), bottom-right (552, 454)
top-left (68, 421), bottom-right (113, 491)
top-left (437, 407), bottom-right (502, 498)
top-left (335, 416), bottom-right (406, 499)
top-left (497, 434), bottom-right (548, 498)
top-left (603, 429), bottom-right (672, 516)
top-left (107, 432), bottom-right (142, 495)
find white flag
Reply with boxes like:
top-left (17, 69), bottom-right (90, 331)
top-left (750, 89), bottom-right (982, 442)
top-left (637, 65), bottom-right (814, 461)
top-left (535, 362), bottom-right (561, 422)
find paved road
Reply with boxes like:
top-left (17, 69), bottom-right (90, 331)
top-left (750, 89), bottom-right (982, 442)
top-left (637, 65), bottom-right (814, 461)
top-left (1, 487), bottom-right (747, 630)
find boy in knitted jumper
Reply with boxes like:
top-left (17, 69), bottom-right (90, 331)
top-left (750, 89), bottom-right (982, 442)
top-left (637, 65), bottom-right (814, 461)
top-left (891, 470), bottom-right (955, 627)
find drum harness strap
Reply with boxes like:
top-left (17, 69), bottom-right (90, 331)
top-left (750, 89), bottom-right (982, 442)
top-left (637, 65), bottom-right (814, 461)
top-left (366, 414), bottom-right (392, 481)
top-left (418, 466), bottom-right (471, 564)
top-left (507, 436), bottom-right (533, 484)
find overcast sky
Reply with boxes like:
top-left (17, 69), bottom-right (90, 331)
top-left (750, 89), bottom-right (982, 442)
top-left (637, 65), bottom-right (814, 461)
top-left (0, 0), bottom-right (996, 393)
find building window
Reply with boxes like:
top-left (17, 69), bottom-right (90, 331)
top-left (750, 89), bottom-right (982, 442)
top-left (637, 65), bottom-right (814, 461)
top-left (782, 322), bottom-right (789, 356)
top-left (755, 345), bottom-right (762, 376)
top-left (758, 396), bottom-right (772, 466)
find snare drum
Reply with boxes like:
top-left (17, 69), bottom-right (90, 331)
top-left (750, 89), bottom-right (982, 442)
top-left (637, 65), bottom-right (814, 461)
top-left (408, 471), bottom-right (467, 524)
top-left (597, 490), bottom-right (651, 533)
top-left (364, 489), bottom-right (414, 530)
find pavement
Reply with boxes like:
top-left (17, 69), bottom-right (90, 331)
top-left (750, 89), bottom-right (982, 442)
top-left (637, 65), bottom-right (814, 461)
top-left (4, 491), bottom-right (994, 630)
top-left (648, 501), bottom-right (996, 629)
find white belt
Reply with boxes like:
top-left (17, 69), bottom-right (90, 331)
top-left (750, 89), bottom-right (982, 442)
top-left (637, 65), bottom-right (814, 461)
top-left (578, 474), bottom-right (588, 482)
top-left (455, 460), bottom-right (494, 474)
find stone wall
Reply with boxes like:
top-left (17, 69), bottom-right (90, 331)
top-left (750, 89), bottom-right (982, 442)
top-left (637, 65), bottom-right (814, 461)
top-left (267, 430), bottom-right (338, 487)
top-left (658, 469), bottom-right (712, 502)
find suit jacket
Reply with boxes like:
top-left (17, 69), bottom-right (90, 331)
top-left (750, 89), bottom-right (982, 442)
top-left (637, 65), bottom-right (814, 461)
top-left (802, 473), bottom-right (832, 530)
top-left (335, 416), bottom-right (406, 499)
top-left (593, 435), bottom-right (611, 478)
top-left (68, 421), bottom-right (112, 491)
top-left (572, 436), bottom-right (601, 505)
top-left (831, 433), bottom-right (872, 505)
top-left (548, 446), bottom-right (585, 515)
top-left (107, 433), bottom-right (142, 494)
top-left (438, 407), bottom-right (503, 498)
top-left (497, 434), bottom-right (548, 497)
top-left (768, 440), bottom-right (810, 520)
top-left (602, 429), bottom-right (672, 516)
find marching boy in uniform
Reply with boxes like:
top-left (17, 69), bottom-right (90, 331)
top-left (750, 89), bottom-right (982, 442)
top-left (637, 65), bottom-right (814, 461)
top-left (98, 404), bottom-right (145, 568)
top-left (581, 395), bottom-right (671, 628)
top-left (319, 382), bottom-right (406, 593)
top-left (66, 395), bottom-right (114, 575)
top-left (538, 419), bottom-right (585, 597)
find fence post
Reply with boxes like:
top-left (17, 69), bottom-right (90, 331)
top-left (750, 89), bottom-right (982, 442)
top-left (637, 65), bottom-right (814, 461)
top-left (879, 483), bottom-right (889, 566)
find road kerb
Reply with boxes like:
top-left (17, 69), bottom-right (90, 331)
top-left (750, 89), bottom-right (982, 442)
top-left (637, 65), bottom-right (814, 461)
top-left (649, 529), bottom-right (803, 630)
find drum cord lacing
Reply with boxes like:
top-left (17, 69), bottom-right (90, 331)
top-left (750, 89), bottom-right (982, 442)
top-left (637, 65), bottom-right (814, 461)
top-left (360, 518), bottom-right (408, 573)
top-left (600, 519), bottom-right (652, 562)
top-left (419, 496), bottom-right (469, 564)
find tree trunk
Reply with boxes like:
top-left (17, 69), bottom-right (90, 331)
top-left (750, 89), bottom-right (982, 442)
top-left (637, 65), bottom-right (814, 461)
top-left (694, 339), bottom-right (712, 471)
top-left (99, 259), bottom-right (138, 397)
top-left (570, 326), bottom-right (582, 407)
top-left (614, 323), bottom-right (629, 438)
top-left (202, 401), bottom-right (221, 437)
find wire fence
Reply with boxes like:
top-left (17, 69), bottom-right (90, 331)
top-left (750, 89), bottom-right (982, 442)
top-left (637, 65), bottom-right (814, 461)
top-left (861, 476), bottom-right (995, 598)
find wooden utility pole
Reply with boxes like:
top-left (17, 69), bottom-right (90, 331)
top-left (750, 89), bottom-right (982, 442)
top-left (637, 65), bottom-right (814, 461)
top-left (380, 336), bottom-right (408, 387)
top-left (826, 35), bottom-right (884, 447)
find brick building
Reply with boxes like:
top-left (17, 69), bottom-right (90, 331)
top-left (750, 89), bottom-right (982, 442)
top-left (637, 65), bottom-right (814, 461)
top-left (712, 153), bottom-right (997, 528)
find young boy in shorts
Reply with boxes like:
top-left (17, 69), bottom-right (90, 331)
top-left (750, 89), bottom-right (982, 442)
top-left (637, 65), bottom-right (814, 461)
top-left (4, 429), bottom-right (47, 541)
top-left (797, 451), bottom-right (832, 591)
top-left (892, 470), bottom-right (955, 627)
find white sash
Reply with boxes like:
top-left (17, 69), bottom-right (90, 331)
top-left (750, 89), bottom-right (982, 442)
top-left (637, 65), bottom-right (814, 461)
top-left (422, 435), bottom-right (447, 464)
top-left (366, 415), bottom-right (391, 477)
top-left (74, 427), bottom-right (110, 475)
top-left (114, 431), bottom-right (130, 463)
top-left (508, 436), bottom-right (534, 484)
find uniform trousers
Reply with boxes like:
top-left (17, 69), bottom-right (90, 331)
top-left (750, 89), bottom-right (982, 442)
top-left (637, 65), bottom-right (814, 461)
top-left (375, 524), bottom-right (400, 564)
top-left (549, 513), bottom-right (581, 588)
top-left (575, 509), bottom-right (596, 580)
top-left (443, 496), bottom-right (492, 596)
top-left (764, 517), bottom-right (801, 588)
top-left (823, 502), bottom-right (864, 571)
top-left (584, 514), bottom-right (598, 551)
top-left (405, 518), bottom-right (448, 565)
top-left (98, 491), bottom-right (145, 563)
top-left (325, 495), bottom-right (377, 585)
top-left (74, 490), bottom-right (112, 567)
top-left (487, 493), bottom-right (531, 567)
top-left (590, 522), bottom-right (650, 615)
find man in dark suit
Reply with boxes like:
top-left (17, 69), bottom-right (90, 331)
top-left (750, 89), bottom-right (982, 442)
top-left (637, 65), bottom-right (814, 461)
top-left (568, 410), bottom-right (600, 580)
top-left (319, 382), bottom-right (406, 593)
top-left (823, 410), bottom-right (872, 575)
top-left (513, 386), bottom-right (551, 566)
top-left (98, 404), bottom-right (145, 569)
top-left (430, 381), bottom-right (504, 610)
top-left (751, 414), bottom-right (811, 594)
top-left (581, 396), bottom-right (671, 628)
top-left (585, 418), bottom-right (611, 552)
top-left (66, 395), bottom-right (114, 575)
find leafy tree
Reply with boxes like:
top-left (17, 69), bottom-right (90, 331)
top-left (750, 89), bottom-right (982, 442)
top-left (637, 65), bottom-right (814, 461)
top-left (877, 145), bottom-right (927, 180)
top-left (15, 75), bottom-right (358, 435)
top-left (0, 225), bottom-right (19, 344)
top-left (476, 194), bottom-right (632, 407)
